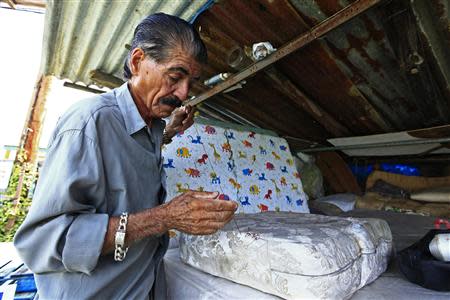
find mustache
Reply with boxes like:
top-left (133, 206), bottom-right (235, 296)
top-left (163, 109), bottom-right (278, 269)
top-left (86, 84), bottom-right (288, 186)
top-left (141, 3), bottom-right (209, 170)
top-left (160, 96), bottom-right (182, 108)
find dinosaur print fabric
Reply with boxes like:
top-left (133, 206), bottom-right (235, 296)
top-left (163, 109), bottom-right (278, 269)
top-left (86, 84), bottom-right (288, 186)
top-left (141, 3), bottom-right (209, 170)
top-left (162, 121), bottom-right (309, 213)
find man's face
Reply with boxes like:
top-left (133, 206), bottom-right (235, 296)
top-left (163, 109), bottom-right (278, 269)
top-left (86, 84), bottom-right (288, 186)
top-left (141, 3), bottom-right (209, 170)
top-left (130, 48), bottom-right (202, 119)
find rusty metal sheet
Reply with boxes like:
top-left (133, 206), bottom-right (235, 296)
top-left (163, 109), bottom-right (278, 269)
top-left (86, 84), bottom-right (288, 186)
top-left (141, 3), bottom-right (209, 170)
top-left (193, 0), bottom-right (450, 143)
top-left (196, 0), bottom-right (389, 138)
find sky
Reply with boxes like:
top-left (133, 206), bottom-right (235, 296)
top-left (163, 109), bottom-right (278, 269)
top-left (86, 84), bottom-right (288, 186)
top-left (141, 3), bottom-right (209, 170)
top-left (0, 6), bottom-right (94, 149)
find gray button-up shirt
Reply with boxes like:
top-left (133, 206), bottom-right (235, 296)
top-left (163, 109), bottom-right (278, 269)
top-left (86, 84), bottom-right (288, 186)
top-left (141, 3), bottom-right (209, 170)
top-left (14, 83), bottom-right (169, 299)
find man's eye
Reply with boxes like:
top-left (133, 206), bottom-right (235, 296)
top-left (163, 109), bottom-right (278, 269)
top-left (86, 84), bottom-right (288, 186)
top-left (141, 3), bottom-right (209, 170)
top-left (169, 76), bottom-right (180, 83)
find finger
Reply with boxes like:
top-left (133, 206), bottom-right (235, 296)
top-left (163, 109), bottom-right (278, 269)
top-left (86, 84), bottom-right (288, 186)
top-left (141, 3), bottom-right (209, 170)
top-left (186, 190), bottom-right (219, 199)
top-left (182, 109), bottom-right (195, 127)
top-left (186, 106), bottom-right (195, 118)
top-left (194, 211), bottom-right (235, 222)
top-left (215, 200), bottom-right (239, 211)
top-left (174, 106), bottom-right (187, 117)
top-left (180, 189), bottom-right (214, 198)
top-left (182, 117), bottom-right (194, 127)
top-left (170, 108), bottom-right (182, 119)
top-left (223, 212), bottom-right (236, 224)
top-left (170, 107), bottom-right (186, 122)
top-left (184, 105), bottom-right (192, 114)
top-left (198, 199), bottom-right (239, 211)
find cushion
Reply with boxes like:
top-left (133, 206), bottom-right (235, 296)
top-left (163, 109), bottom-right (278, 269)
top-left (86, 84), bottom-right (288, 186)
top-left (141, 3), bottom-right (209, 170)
top-left (410, 187), bottom-right (450, 203)
top-left (162, 120), bottom-right (309, 213)
top-left (180, 212), bottom-right (392, 299)
top-left (398, 229), bottom-right (450, 291)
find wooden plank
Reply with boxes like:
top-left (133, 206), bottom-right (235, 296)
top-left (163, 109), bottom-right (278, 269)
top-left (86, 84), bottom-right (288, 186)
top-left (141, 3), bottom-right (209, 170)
top-left (315, 151), bottom-right (362, 195)
top-left (89, 70), bottom-right (124, 89)
top-left (264, 67), bottom-right (351, 137)
top-left (4, 0), bottom-right (16, 9)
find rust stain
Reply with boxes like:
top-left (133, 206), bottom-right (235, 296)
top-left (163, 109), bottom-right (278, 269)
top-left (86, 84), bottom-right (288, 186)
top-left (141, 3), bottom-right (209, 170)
top-left (278, 43), bottom-right (384, 134)
top-left (22, 75), bottom-right (52, 164)
top-left (361, 14), bottom-right (385, 42)
top-left (229, 73), bottom-right (330, 140)
top-left (325, 37), bottom-right (416, 127)
top-left (347, 33), bottom-right (383, 72)
top-left (315, 0), bottom-right (345, 16)
top-left (430, 0), bottom-right (450, 47)
top-left (409, 125), bottom-right (450, 139)
top-left (294, 9), bottom-right (320, 28)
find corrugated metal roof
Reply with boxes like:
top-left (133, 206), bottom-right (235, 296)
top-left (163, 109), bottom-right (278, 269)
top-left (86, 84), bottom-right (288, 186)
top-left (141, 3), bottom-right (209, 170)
top-left (191, 0), bottom-right (450, 146)
top-left (40, 0), bottom-right (450, 150)
top-left (40, 0), bottom-right (208, 85)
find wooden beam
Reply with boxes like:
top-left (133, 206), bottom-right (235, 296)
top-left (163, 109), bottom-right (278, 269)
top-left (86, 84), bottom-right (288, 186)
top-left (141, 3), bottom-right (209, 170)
top-left (186, 0), bottom-right (382, 106)
top-left (301, 136), bottom-right (450, 153)
top-left (316, 151), bottom-right (362, 195)
top-left (4, 0), bottom-right (16, 9)
top-left (89, 70), bottom-right (124, 89)
top-left (63, 81), bottom-right (105, 94)
top-left (7, 75), bottom-right (52, 231)
top-left (264, 67), bottom-right (351, 137)
top-left (20, 75), bottom-right (52, 164)
top-left (15, 0), bottom-right (45, 8)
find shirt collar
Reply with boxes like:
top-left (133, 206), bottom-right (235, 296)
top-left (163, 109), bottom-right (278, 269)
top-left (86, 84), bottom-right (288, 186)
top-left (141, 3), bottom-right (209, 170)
top-left (115, 83), bottom-right (166, 135)
top-left (116, 82), bottom-right (149, 135)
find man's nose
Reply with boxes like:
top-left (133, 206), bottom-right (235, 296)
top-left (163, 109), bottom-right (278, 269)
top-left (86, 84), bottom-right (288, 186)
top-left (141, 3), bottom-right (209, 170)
top-left (173, 80), bottom-right (189, 101)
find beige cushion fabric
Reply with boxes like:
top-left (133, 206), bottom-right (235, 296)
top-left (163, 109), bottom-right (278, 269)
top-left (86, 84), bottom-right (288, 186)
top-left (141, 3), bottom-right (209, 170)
top-left (411, 187), bottom-right (450, 203)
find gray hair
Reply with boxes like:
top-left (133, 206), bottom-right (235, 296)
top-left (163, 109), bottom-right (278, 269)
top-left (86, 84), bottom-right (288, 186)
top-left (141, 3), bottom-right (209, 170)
top-left (123, 13), bottom-right (207, 79)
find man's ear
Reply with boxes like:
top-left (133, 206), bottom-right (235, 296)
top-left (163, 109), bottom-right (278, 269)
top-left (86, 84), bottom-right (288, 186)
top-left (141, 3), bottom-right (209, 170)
top-left (130, 48), bottom-right (145, 76)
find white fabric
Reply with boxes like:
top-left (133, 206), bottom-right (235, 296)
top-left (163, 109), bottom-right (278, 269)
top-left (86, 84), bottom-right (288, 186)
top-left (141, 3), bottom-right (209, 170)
top-left (315, 193), bottom-right (356, 212)
top-left (165, 248), bottom-right (450, 300)
top-left (165, 248), bottom-right (279, 299)
top-left (179, 212), bottom-right (392, 299)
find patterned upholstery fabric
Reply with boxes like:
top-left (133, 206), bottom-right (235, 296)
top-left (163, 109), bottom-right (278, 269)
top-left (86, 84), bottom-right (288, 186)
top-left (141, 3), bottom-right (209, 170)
top-left (162, 120), bottom-right (309, 213)
top-left (180, 212), bottom-right (393, 300)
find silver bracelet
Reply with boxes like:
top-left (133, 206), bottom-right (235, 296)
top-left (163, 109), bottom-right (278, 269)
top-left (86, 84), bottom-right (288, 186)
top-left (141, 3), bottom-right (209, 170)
top-left (114, 212), bottom-right (129, 261)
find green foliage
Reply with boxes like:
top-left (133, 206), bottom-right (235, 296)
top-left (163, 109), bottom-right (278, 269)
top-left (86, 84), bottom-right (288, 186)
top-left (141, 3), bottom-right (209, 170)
top-left (0, 150), bottom-right (37, 242)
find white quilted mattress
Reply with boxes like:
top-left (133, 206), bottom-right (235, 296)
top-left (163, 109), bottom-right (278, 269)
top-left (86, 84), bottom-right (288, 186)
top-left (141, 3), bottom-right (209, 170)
top-left (180, 212), bottom-right (393, 299)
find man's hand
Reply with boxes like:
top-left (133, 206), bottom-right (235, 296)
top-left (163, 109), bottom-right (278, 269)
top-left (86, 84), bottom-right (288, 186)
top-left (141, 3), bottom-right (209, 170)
top-left (162, 191), bottom-right (238, 235)
top-left (165, 105), bottom-right (195, 137)
top-left (101, 190), bottom-right (237, 254)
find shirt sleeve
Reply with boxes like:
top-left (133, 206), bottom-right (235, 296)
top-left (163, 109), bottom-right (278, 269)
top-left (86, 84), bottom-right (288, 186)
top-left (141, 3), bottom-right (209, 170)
top-left (14, 129), bottom-right (109, 275)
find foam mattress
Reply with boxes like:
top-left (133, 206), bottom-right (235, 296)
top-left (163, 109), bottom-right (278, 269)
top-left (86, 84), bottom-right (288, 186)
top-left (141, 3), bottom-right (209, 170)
top-left (179, 212), bottom-right (392, 299)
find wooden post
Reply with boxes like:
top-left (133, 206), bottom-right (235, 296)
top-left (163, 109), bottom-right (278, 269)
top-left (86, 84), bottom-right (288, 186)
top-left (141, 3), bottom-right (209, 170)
top-left (5, 75), bottom-right (52, 232)
top-left (19, 75), bottom-right (52, 165)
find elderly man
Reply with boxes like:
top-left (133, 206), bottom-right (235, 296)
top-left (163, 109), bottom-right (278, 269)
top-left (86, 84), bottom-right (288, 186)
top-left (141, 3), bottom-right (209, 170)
top-left (14, 13), bottom-right (237, 299)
